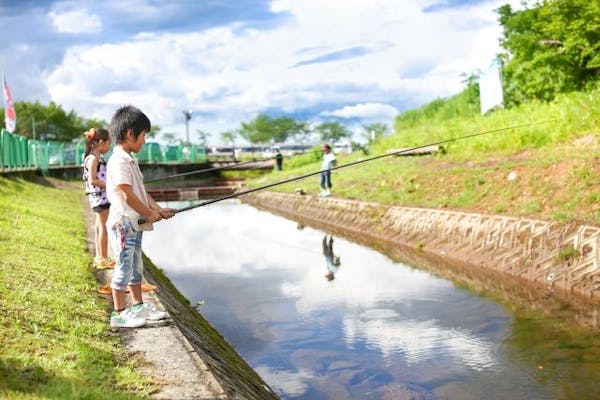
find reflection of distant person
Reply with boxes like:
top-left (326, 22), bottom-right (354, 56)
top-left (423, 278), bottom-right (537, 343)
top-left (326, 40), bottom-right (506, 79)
top-left (319, 144), bottom-right (336, 197)
top-left (323, 235), bottom-right (341, 281)
top-left (275, 149), bottom-right (283, 171)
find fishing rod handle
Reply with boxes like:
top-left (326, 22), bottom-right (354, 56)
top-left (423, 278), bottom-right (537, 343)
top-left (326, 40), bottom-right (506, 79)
top-left (138, 209), bottom-right (181, 226)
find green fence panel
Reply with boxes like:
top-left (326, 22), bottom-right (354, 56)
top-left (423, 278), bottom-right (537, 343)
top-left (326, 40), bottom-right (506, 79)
top-left (1, 130), bottom-right (8, 169)
top-left (1, 130), bottom-right (19, 169)
top-left (75, 141), bottom-right (85, 165)
top-left (188, 145), bottom-right (207, 163)
top-left (136, 142), bottom-right (163, 163)
top-left (46, 141), bottom-right (64, 167)
top-left (18, 136), bottom-right (28, 167)
top-left (163, 144), bottom-right (182, 162)
top-left (1, 129), bottom-right (210, 172)
top-left (29, 140), bottom-right (48, 169)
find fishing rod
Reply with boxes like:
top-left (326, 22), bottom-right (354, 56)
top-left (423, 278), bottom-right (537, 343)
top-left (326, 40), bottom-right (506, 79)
top-left (139, 120), bottom-right (551, 225)
top-left (144, 148), bottom-right (319, 184)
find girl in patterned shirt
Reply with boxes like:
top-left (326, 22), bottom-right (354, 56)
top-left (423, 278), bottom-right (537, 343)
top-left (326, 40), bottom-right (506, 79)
top-left (83, 127), bottom-right (114, 269)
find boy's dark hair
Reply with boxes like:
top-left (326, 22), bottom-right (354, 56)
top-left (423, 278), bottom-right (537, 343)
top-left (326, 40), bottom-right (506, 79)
top-left (109, 105), bottom-right (151, 143)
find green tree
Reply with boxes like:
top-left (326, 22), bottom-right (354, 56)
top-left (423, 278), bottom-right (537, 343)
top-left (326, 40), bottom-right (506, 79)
top-left (362, 123), bottom-right (389, 144)
top-left (238, 114), bottom-right (272, 143)
top-left (220, 130), bottom-right (236, 146)
top-left (162, 132), bottom-right (177, 144)
top-left (271, 116), bottom-right (309, 144)
top-left (316, 121), bottom-right (351, 144)
top-left (239, 114), bottom-right (308, 144)
top-left (0, 101), bottom-right (106, 141)
top-left (497, 0), bottom-right (600, 106)
top-left (220, 130), bottom-right (237, 160)
top-left (146, 124), bottom-right (162, 139)
top-left (196, 129), bottom-right (210, 146)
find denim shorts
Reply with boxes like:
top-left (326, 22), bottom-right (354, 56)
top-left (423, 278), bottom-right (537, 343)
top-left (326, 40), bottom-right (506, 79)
top-left (109, 217), bottom-right (144, 291)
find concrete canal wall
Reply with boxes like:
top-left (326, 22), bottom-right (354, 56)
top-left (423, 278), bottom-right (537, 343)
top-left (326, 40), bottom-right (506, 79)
top-left (242, 192), bottom-right (600, 329)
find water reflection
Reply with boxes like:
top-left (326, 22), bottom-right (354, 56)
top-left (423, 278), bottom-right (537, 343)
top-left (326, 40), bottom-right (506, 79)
top-left (322, 235), bottom-right (341, 282)
top-left (143, 200), bottom-right (600, 400)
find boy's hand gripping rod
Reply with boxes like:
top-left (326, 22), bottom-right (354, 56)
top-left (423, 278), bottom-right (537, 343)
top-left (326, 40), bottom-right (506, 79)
top-left (138, 121), bottom-right (551, 225)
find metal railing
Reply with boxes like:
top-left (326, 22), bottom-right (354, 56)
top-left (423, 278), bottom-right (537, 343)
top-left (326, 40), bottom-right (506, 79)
top-left (0, 129), bottom-right (208, 172)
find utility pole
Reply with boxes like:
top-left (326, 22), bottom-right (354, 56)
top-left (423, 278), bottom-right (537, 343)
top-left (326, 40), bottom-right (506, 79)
top-left (182, 110), bottom-right (192, 144)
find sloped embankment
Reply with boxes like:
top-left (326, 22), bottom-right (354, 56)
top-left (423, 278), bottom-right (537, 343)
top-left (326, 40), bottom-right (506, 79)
top-left (242, 192), bottom-right (600, 330)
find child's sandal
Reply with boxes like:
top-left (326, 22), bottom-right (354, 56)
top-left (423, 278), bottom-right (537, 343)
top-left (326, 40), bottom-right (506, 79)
top-left (94, 258), bottom-right (115, 270)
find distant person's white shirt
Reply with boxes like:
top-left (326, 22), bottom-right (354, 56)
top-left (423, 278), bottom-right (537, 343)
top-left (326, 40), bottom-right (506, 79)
top-left (322, 153), bottom-right (336, 170)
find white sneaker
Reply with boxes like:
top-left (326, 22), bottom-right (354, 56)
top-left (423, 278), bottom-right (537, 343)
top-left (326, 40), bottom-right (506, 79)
top-left (130, 302), bottom-right (169, 321)
top-left (110, 309), bottom-right (146, 328)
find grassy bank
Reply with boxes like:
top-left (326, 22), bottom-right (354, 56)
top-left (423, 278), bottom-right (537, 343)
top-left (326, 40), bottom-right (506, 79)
top-left (251, 87), bottom-right (600, 225)
top-left (0, 177), bottom-right (154, 399)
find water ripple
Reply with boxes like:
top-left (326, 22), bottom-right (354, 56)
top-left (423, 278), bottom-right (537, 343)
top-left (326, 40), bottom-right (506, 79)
top-left (342, 309), bottom-right (498, 371)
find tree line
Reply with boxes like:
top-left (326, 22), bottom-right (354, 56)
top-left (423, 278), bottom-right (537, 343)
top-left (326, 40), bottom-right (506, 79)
top-left (498, 0), bottom-right (598, 106)
top-left (0, 100), bottom-right (388, 150)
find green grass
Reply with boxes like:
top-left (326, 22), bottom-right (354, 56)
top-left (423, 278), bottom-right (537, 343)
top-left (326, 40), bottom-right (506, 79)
top-left (0, 177), bottom-right (155, 399)
top-left (249, 87), bottom-right (600, 225)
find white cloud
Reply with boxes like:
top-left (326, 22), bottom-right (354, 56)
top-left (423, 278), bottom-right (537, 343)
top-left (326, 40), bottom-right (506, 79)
top-left (270, 0), bottom-right (292, 13)
top-left (320, 103), bottom-right (399, 120)
top-left (50, 9), bottom-right (102, 34)
top-left (254, 365), bottom-right (313, 397)
top-left (40, 0), bottom-right (518, 143)
top-left (342, 310), bottom-right (498, 370)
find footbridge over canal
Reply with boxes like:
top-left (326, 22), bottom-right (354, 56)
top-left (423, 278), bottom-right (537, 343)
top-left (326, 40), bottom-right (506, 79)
top-left (25, 158), bottom-right (274, 182)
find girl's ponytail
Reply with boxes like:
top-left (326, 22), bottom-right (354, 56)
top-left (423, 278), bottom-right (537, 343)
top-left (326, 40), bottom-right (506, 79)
top-left (83, 128), bottom-right (109, 157)
top-left (83, 128), bottom-right (97, 158)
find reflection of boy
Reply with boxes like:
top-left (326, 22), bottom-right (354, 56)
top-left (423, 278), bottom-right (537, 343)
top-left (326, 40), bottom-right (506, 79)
top-left (323, 235), bottom-right (341, 281)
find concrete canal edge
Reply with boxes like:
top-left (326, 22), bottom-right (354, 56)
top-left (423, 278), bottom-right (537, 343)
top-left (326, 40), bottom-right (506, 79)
top-left (241, 191), bottom-right (600, 330)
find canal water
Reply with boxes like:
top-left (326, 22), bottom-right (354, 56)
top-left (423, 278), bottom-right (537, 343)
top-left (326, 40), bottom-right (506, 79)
top-left (143, 200), bottom-right (600, 400)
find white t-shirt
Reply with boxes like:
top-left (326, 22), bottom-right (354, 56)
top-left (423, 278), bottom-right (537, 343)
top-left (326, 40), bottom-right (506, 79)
top-left (322, 152), bottom-right (336, 170)
top-left (106, 146), bottom-right (153, 231)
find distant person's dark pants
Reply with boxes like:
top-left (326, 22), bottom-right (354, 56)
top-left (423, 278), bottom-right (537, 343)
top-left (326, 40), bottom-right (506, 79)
top-left (320, 171), bottom-right (332, 190)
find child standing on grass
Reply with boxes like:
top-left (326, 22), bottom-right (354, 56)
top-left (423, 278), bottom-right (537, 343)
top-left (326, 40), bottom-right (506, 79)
top-left (82, 128), bottom-right (114, 270)
top-left (319, 143), bottom-right (337, 197)
top-left (106, 105), bottom-right (176, 328)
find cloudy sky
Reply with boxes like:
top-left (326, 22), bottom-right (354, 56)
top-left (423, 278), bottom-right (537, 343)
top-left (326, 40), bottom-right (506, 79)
top-left (1, 0), bottom-right (518, 144)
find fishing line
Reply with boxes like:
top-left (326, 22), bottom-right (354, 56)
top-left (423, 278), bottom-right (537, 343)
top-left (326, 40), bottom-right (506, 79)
top-left (139, 120), bottom-right (552, 224)
top-left (144, 149), bottom-right (319, 184)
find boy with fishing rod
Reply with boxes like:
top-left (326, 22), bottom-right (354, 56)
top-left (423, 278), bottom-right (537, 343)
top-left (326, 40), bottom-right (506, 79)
top-left (106, 105), bottom-right (176, 328)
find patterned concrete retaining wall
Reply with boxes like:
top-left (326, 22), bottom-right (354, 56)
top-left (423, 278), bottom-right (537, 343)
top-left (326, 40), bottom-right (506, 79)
top-left (242, 192), bottom-right (600, 328)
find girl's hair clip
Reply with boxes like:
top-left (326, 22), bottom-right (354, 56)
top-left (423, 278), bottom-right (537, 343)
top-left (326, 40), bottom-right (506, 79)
top-left (83, 128), bottom-right (97, 140)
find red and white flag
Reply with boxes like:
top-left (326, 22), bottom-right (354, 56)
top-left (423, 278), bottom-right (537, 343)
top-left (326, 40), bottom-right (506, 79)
top-left (3, 74), bottom-right (16, 132)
